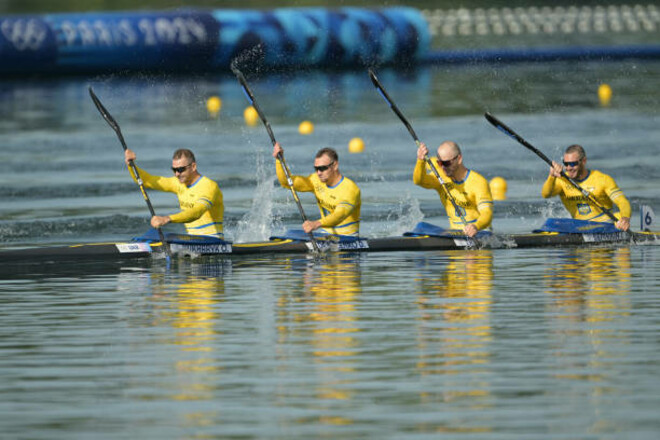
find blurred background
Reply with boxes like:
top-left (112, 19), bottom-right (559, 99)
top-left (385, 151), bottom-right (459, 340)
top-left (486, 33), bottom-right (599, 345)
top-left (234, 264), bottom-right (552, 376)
top-left (2, 1), bottom-right (658, 50)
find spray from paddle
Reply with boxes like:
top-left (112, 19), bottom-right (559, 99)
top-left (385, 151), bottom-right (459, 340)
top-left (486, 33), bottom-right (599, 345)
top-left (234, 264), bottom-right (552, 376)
top-left (235, 152), bottom-right (277, 242)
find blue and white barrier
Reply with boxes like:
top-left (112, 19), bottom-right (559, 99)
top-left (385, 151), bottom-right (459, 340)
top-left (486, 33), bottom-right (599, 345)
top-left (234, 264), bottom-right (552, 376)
top-left (0, 7), bottom-right (430, 74)
top-left (2, 6), bottom-right (658, 76)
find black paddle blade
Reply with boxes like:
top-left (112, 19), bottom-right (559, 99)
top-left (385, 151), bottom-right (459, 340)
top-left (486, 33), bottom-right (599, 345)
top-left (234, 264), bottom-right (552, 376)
top-left (230, 66), bottom-right (277, 145)
top-left (229, 62), bottom-right (256, 104)
top-left (483, 112), bottom-right (503, 131)
top-left (367, 68), bottom-right (380, 88)
top-left (484, 112), bottom-right (552, 166)
top-left (232, 69), bottom-right (255, 107)
top-left (484, 112), bottom-right (533, 150)
top-left (484, 112), bottom-right (526, 146)
top-left (89, 87), bottom-right (120, 133)
top-left (484, 112), bottom-right (517, 141)
top-left (367, 68), bottom-right (392, 107)
top-left (89, 86), bottom-right (128, 150)
top-left (367, 68), bottom-right (420, 143)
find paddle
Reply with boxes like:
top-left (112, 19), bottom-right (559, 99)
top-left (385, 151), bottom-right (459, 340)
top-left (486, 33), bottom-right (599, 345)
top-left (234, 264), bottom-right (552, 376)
top-left (88, 87), bottom-right (172, 259)
top-left (230, 66), bottom-right (321, 253)
top-left (368, 69), bottom-right (476, 244)
top-left (484, 112), bottom-right (620, 224)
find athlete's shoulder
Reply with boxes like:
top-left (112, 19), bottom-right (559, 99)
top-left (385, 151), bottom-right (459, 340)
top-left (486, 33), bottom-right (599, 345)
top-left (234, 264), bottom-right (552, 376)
top-left (198, 175), bottom-right (222, 192)
top-left (592, 169), bottom-right (615, 178)
top-left (467, 169), bottom-right (489, 185)
top-left (341, 175), bottom-right (360, 189)
top-left (337, 176), bottom-right (361, 200)
top-left (588, 169), bottom-right (617, 185)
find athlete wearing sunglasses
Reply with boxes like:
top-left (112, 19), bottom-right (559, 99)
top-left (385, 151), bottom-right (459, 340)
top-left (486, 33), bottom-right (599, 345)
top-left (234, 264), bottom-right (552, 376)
top-left (124, 148), bottom-right (224, 238)
top-left (542, 144), bottom-right (630, 231)
top-left (413, 141), bottom-right (493, 237)
top-left (273, 142), bottom-right (361, 236)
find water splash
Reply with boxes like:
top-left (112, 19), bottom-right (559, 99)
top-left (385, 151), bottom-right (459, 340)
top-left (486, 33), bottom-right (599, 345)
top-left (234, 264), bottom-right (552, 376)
top-left (234, 152), bottom-right (277, 242)
top-left (540, 200), bottom-right (568, 220)
top-left (382, 193), bottom-right (425, 237)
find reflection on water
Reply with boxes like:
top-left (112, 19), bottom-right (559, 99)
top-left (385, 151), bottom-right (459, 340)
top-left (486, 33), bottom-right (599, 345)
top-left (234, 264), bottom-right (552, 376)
top-left (544, 247), bottom-right (632, 387)
top-left (414, 250), bottom-right (493, 432)
top-left (2, 249), bottom-right (660, 438)
top-left (276, 254), bottom-right (362, 427)
top-left (146, 260), bottom-right (230, 408)
top-left (545, 247), bottom-right (631, 324)
top-left (306, 256), bottom-right (360, 414)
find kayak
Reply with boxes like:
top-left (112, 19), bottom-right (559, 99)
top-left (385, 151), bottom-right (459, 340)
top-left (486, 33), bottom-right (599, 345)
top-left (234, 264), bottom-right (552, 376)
top-left (0, 229), bottom-right (657, 265)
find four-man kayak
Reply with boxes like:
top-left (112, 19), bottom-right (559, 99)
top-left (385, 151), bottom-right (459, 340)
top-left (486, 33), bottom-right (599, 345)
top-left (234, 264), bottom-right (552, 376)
top-left (0, 229), bottom-right (657, 265)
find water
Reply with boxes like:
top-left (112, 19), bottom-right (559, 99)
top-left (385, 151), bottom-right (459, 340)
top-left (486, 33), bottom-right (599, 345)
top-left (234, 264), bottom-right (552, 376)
top-left (1, 61), bottom-right (660, 438)
top-left (2, 248), bottom-right (659, 438)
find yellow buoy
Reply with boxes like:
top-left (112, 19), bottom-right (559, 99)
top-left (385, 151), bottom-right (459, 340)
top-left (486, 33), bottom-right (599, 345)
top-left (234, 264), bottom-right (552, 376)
top-left (206, 96), bottom-right (221, 116)
top-left (298, 120), bottom-right (314, 135)
top-left (598, 83), bottom-right (612, 107)
top-left (489, 176), bottom-right (507, 201)
top-left (244, 106), bottom-right (259, 126)
top-left (348, 137), bottom-right (365, 154)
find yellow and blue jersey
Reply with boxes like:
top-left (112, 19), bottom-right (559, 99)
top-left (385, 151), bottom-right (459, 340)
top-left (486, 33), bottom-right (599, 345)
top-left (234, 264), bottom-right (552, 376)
top-left (130, 166), bottom-right (224, 237)
top-left (542, 170), bottom-right (631, 222)
top-left (276, 160), bottom-right (361, 236)
top-left (413, 159), bottom-right (493, 230)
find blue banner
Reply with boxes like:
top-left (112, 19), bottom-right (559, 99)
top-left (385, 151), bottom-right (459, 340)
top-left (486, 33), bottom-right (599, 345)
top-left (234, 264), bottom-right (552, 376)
top-left (0, 7), bottom-right (429, 75)
top-left (44, 10), bottom-right (219, 73)
top-left (0, 16), bottom-right (58, 73)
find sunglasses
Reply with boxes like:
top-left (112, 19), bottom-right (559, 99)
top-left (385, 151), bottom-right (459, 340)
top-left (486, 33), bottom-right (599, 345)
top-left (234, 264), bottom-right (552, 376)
top-left (314, 161), bottom-right (334, 172)
top-left (563, 160), bottom-right (581, 167)
top-left (172, 163), bottom-right (192, 174)
top-left (440, 155), bottom-right (459, 167)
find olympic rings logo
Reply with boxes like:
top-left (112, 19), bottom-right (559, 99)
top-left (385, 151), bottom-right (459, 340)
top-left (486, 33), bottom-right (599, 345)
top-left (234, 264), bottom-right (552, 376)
top-left (0, 19), bottom-right (49, 51)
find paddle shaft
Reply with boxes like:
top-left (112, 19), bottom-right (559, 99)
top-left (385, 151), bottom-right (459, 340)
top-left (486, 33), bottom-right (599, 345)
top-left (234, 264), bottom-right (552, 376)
top-left (484, 112), bottom-right (619, 223)
top-left (88, 87), bottom-right (172, 258)
top-left (368, 69), bottom-right (471, 229)
top-left (231, 67), bottom-right (321, 253)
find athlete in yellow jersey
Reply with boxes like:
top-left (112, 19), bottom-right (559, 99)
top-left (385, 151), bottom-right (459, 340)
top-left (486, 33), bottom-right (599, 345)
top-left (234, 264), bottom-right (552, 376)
top-left (542, 144), bottom-right (630, 231)
top-left (124, 148), bottom-right (224, 237)
top-left (413, 141), bottom-right (493, 237)
top-left (273, 143), bottom-right (361, 236)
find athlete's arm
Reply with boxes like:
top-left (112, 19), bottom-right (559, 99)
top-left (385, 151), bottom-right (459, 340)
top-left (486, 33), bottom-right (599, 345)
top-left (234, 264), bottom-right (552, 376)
top-left (128, 164), bottom-right (179, 193)
top-left (124, 149), bottom-right (178, 192)
top-left (302, 203), bottom-right (355, 233)
top-left (473, 178), bottom-right (494, 231)
top-left (413, 160), bottom-right (442, 189)
top-left (605, 175), bottom-right (631, 231)
top-left (275, 160), bottom-right (314, 191)
top-left (542, 161), bottom-right (564, 198)
top-left (474, 204), bottom-right (493, 231)
top-left (318, 202), bottom-right (355, 228)
top-left (272, 142), bottom-right (314, 192)
top-left (169, 199), bottom-right (212, 224)
top-left (541, 176), bottom-right (561, 198)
